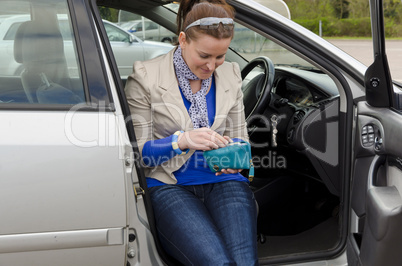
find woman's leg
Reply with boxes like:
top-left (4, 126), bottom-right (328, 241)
top-left (149, 185), bottom-right (235, 266)
top-left (204, 181), bottom-right (259, 266)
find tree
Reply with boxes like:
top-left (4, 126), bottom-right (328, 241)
top-left (331, 0), bottom-right (349, 19)
top-left (98, 7), bottom-right (119, 22)
top-left (348, 0), bottom-right (369, 18)
top-left (284, 0), bottom-right (335, 19)
top-left (384, 0), bottom-right (402, 22)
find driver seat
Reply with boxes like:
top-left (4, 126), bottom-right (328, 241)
top-left (13, 20), bottom-right (81, 104)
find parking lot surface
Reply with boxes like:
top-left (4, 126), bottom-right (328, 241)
top-left (328, 39), bottom-right (402, 83)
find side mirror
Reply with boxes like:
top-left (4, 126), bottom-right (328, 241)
top-left (129, 34), bottom-right (136, 43)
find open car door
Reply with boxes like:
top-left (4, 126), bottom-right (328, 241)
top-left (348, 0), bottom-right (402, 265)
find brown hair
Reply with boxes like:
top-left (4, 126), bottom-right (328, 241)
top-left (177, 0), bottom-right (235, 41)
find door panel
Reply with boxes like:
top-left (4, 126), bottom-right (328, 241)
top-left (0, 246), bottom-right (126, 266)
top-left (361, 185), bottom-right (402, 265)
top-left (0, 228), bottom-right (124, 253)
top-left (0, 0), bottom-right (128, 262)
top-left (0, 112), bottom-right (127, 233)
top-left (348, 0), bottom-right (402, 263)
top-left (351, 102), bottom-right (402, 265)
top-left (0, 111), bottom-right (128, 265)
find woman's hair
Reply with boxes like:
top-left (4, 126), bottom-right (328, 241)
top-left (177, 0), bottom-right (235, 41)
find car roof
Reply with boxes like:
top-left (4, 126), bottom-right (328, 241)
top-left (99, 0), bottom-right (290, 18)
top-left (248, 0), bottom-right (290, 19)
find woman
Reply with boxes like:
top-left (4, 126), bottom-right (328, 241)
top-left (125, 0), bottom-right (258, 264)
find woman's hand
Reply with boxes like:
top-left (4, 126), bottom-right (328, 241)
top-left (177, 128), bottom-right (230, 151)
top-left (215, 169), bottom-right (242, 176)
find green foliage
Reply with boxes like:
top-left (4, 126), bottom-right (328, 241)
top-left (98, 6), bottom-right (119, 22)
top-left (284, 0), bottom-right (335, 19)
top-left (385, 19), bottom-right (402, 36)
top-left (331, 0), bottom-right (349, 19)
top-left (285, 0), bottom-right (402, 37)
top-left (294, 17), bottom-right (401, 37)
top-left (386, 0), bottom-right (402, 23)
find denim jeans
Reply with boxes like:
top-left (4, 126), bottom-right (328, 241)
top-left (149, 181), bottom-right (258, 266)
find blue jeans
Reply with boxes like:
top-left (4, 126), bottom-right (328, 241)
top-left (149, 181), bottom-right (258, 266)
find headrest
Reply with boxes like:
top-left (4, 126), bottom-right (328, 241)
top-left (13, 21), bottom-right (29, 64)
top-left (14, 21), bottom-right (64, 65)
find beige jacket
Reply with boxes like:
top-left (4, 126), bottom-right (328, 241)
top-left (125, 47), bottom-right (248, 184)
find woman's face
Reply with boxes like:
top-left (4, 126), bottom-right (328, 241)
top-left (179, 32), bottom-right (232, 80)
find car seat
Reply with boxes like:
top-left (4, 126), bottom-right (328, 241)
top-left (13, 20), bottom-right (82, 104)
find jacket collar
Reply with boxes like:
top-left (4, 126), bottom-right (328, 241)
top-left (159, 47), bottom-right (231, 132)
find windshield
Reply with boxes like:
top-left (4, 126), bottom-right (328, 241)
top-left (231, 22), bottom-right (317, 70)
top-left (164, 3), bottom-right (318, 71)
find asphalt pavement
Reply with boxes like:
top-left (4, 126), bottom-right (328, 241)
top-left (328, 39), bottom-right (402, 83)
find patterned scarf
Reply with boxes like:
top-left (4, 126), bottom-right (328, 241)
top-left (173, 46), bottom-right (212, 129)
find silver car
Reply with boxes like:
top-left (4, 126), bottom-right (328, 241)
top-left (120, 18), bottom-right (177, 43)
top-left (1, 0), bottom-right (401, 265)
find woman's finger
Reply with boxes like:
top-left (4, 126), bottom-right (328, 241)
top-left (223, 136), bottom-right (233, 143)
top-left (209, 131), bottom-right (229, 147)
top-left (215, 169), bottom-right (242, 176)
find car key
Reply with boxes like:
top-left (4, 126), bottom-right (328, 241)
top-left (271, 114), bottom-right (278, 147)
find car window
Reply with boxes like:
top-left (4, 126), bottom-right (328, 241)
top-left (146, 21), bottom-right (158, 30)
top-left (117, 10), bottom-right (177, 44)
top-left (132, 22), bottom-right (142, 31)
top-left (0, 0), bottom-right (86, 105)
top-left (104, 22), bottom-right (131, 42)
top-left (231, 23), bottom-right (317, 70)
top-left (164, 2), bottom-right (316, 71)
top-left (3, 22), bottom-right (22, 40)
top-left (97, 7), bottom-right (175, 78)
top-left (58, 20), bottom-right (74, 41)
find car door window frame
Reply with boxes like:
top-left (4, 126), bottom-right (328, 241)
top-left (0, 0), bottom-right (115, 111)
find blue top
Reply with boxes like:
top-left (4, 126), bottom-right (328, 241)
top-left (142, 77), bottom-right (248, 187)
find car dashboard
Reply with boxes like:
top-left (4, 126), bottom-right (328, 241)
top-left (249, 65), bottom-right (341, 196)
top-left (273, 66), bottom-right (339, 107)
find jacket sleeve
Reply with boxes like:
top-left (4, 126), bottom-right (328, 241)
top-left (125, 61), bottom-right (180, 167)
top-left (124, 61), bottom-right (153, 155)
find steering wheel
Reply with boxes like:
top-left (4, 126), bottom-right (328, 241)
top-left (241, 56), bottom-right (275, 122)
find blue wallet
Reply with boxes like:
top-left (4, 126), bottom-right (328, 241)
top-left (203, 141), bottom-right (254, 182)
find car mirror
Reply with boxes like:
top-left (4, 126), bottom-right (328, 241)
top-left (129, 34), bottom-right (135, 43)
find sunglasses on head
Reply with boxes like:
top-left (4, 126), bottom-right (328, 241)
top-left (184, 17), bottom-right (234, 32)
